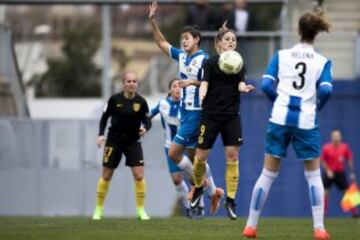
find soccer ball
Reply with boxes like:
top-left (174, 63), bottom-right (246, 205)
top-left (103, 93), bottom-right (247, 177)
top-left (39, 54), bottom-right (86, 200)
top-left (218, 50), bottom-right (243, 75)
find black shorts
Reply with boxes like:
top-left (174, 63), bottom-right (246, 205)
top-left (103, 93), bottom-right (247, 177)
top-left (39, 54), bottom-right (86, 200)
top-left (322, 171), bottom-right (349, 191)
top-left (102, 140), bottom-right (144, 169)
top-left (197, 114), bottom-right (243, 149)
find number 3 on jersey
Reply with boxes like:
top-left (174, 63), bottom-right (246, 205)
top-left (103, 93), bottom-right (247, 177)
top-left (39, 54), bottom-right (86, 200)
top-left (293, 62), bottom-right (306, 90)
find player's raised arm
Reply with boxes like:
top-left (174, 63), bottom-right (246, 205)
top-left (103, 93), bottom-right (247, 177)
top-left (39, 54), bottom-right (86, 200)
top-left (149, 0), bottom-right (171, 56)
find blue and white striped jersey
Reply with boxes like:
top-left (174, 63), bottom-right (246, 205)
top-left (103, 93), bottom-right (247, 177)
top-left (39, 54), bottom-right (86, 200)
top-left (169, 45), bottom-right (208, 111)
top-left (151, 97), bottom-right (181, 148)
top-left (263, 43), bottom-right (333, 129)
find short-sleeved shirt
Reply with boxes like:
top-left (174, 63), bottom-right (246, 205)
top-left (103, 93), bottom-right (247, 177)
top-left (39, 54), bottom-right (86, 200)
top-left (169, 45), bottom-right (208, 111)
top-left (201, 55), bottom-right (246, 118)
top-left (321, 143), bottom-right (353, 172)
top-left (263, 43), bottom-right (333, 129)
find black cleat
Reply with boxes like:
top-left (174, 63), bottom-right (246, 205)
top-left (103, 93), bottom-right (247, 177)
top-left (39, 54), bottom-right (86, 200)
top-left (190, 186), bottom-right (204, 210)
top-left (224, 197), bottom-right (237, 220)
top-left (190, 206), bottom-right (205, 220)
top-left (184, 208), bottom-right (193, 219)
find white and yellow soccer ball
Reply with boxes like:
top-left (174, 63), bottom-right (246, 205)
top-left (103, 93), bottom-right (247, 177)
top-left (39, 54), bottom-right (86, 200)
top-left (218, 50), bottom-right (243, 75)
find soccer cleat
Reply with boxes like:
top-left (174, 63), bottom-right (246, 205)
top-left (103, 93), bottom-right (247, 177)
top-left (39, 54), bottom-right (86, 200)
top-left (242, 226), bottom-right (257, 238)
top-left (190, 186), bottom-right (204, 210)
top-left (313, 229), bottom-right (330, 240)
top-left (92, 206), bottom-right (103, 220)
top-left (224, 197), bottom-right (237, 220)
top-left (210, 187), bottom-right (224, 215)
top-left (190, 206), bottom-right (205, 220)
top-left (137, 208), bottom-right (150, 220)
top-left (185, 208), bottom-right (191, 218)
top-left (187, 180), bottom-right (208, 201)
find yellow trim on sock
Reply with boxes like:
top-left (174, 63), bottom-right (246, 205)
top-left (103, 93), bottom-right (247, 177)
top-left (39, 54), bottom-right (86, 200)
top-left (226, 160), bottom-right (239, 199)
top-left (135, 179), bottom-right (146, 208)
top-left (193, 157), bottom-right (206, 188)
top-left (96, 177), bottom-right (110, 208)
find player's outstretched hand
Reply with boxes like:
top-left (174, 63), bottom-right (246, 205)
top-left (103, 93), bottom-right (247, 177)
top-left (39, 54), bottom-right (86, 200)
top-left (239, 83), bottom-right (255, 93)
top-left (96, 135), bottom-right (105, 149)
top-left (149, 0), bottom-right (158, 20)
top-left (139, 127), bottom-right (147, 137)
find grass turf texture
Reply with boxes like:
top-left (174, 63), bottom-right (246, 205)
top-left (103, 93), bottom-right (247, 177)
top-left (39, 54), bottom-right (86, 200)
top-left (0, 217), bottom-right (359, 240)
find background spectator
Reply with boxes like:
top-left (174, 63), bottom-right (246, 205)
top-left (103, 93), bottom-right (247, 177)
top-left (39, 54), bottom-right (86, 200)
top-left (185, 0), bottom-right (217, 31)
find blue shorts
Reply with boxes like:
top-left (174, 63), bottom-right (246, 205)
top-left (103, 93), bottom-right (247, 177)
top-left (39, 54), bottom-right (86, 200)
top-left (164, 148), bottom-right (182, 173)
top-left (173, 109), bottom-right (201, 148)
top-left (265, 122), bottom-right (320, 160)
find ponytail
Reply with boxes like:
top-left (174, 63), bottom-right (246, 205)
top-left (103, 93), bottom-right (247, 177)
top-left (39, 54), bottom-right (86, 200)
top-left (299, 9), bottom-right (330, 42)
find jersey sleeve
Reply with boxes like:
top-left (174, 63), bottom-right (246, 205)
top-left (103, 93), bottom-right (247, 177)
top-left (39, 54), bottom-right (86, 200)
top-left (98, 96), bottom-right (114, 136)
top-left (202, 59), bottom-right (211, 82)
top-left (238, 65), bottom-right (246, 83)
top-left (317, 60), bottom-right (333, 87)
top-left (169, 45), bottom-right (183, 62)
top-left (263, 51), bottom-right (279, 81)
top-left (141, 100), bottom-right (152, 131)
top-left (197, 56), bottom-right (208, 81)
top-left (150, 102), bottom-right (160, 118)
top-left (317, 60), bottom-right (333, 111)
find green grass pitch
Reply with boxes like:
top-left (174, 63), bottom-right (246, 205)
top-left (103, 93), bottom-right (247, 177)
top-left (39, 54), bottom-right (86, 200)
top-left (0, 217), bottom-right (359, 240)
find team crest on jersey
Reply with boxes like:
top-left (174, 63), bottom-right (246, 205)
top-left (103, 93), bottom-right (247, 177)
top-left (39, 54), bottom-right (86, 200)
top-left (133, 103), bottom-right (141, 112)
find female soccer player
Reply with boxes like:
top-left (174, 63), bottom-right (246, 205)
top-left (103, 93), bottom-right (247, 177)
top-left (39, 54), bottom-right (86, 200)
top-left (149, 0), bottom-right (224, 215)
top-left (150, 79), bottom-right (191, 215)
top-left (190, 23), bottom-right (254, 220)
top-left (92, 72), bottom-right (152, 221)
top-left (242, 10), bottom-right (332, 239)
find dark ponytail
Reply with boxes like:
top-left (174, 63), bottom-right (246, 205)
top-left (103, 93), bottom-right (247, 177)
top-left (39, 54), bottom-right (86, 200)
top-left (299, 9), bottom-right (330, 42)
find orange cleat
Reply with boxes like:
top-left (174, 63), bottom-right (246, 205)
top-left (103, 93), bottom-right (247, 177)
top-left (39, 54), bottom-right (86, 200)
top-left (210, 187), bottom-right (224, 215)
top-left (242, 226), bottom-right (257, 238)
top-left (314, 229), bottom-right (330, 240)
